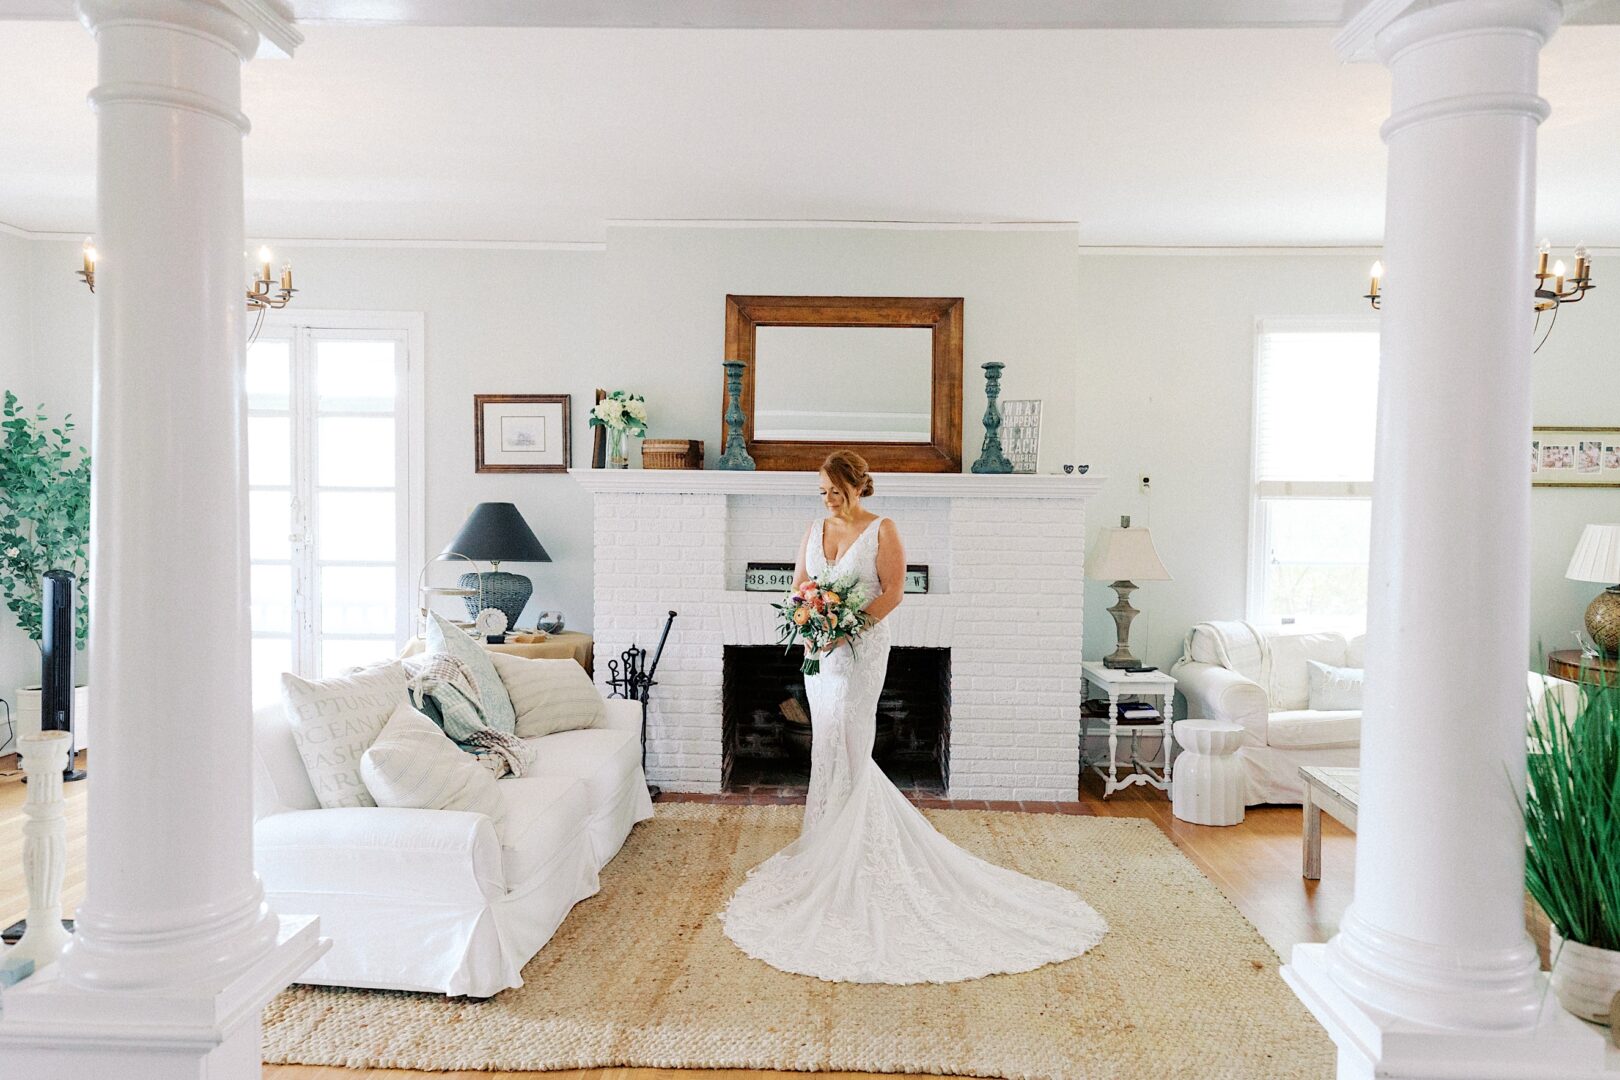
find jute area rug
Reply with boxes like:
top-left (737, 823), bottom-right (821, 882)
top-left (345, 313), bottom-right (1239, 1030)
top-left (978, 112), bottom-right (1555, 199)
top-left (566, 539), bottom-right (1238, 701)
top-left (262, 803), bottom-right (1334, 1079)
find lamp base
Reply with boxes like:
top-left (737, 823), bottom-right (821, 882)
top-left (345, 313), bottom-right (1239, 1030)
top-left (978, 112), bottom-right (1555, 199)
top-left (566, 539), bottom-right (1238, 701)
top-left (460, 570), bottom-right (533, 629)
top-left (1103, 579), bottom-right (1141, 669)
top-left (1587, 585), bottom-right (1620, 659)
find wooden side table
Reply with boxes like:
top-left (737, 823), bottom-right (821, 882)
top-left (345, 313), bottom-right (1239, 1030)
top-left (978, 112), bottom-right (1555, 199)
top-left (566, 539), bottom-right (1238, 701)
top-left (401, 631), bottom-right (595, 675)
top-left (1080, 661), bottom-right (1176, 798)
top-left (1546, 648), bottom-right (1619, 688)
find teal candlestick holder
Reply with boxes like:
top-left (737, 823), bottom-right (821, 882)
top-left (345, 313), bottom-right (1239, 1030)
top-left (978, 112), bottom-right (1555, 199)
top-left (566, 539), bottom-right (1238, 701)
top-left (717, 360), bottom-right (756, 471)
top-left (970, 361), bottom-right (1013, 474)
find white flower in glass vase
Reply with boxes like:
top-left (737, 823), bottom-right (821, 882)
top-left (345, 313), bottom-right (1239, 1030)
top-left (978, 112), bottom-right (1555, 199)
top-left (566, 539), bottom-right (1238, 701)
top-left (589, 390), bottom-right (648, 469)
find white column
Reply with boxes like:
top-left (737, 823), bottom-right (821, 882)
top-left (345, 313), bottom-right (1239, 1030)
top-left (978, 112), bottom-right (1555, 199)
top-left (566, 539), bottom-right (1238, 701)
top-left (0, 2), bottom-right (322, 1076)
top-left (1283, 2), bottom-right (1606, 1075)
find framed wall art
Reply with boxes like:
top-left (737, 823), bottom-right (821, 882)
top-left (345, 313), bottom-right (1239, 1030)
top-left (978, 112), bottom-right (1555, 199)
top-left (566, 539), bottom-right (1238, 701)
top-left (475, 394), bottom-right (571, 473)
top-left (1001, 398), bottom-right (1043, 474)
top-left (1532, 426), bottom-right (1620, 489)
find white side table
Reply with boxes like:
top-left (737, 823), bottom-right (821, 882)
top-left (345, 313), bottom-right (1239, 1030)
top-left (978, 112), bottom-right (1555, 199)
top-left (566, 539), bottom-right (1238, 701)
top-left (1080, 661), bottom-right (1176, 798)
top-left (1171, 719), bottom-right (1246, 826)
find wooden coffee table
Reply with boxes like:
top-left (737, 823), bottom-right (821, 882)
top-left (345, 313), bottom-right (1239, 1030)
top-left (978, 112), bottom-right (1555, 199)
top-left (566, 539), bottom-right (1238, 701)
top-left (1300, 765), bottom-right (1359, 880)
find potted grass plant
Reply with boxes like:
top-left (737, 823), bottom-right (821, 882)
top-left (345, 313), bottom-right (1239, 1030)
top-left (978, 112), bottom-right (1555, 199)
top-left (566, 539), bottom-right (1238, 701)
top-left (1525, 673), bottom-right (1620, 1027)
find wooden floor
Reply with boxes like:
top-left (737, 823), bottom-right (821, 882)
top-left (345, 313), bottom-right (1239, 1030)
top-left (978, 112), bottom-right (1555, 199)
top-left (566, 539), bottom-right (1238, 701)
top-left (2, 754), bottom-right (1362, 1079)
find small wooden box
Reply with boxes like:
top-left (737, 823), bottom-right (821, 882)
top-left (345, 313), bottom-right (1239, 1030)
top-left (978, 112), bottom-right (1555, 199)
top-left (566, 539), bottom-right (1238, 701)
top-left (642, 438), bottom-right (704, 469)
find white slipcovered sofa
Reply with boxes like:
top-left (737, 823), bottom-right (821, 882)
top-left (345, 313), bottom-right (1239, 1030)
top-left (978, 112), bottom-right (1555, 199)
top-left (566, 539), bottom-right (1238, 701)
top-left (251, 695), bottom-right (653, 997)
top-left (1171, 622), bottom-right (1364, 805)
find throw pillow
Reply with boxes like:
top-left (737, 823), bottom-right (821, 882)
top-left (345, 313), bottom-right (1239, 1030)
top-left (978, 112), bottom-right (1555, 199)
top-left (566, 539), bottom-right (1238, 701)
top-left (427, 611), bottom-right (517, 735)
top-left (279, 661), bottom-right (410, 808)
top-left (361, 701), bottom-right (506, 831)
top-left (490, 652), bottom-right (606, 739)
top-left (1307, 660), bottom-right (1365, 711)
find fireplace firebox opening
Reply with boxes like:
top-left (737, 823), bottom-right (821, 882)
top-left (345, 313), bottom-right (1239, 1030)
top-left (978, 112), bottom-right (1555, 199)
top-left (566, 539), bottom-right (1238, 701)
top-left (722, 645), bottom-right (949, 796)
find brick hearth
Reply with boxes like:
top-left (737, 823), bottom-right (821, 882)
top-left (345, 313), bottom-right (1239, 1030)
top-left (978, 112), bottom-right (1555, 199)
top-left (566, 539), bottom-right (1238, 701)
top-left (573, 469), bottom-right (1104, 800)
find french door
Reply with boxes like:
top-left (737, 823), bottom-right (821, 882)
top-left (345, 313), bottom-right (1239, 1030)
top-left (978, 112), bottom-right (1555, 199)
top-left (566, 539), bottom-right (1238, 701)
top-left (246, 314), bottom-right (424, 705)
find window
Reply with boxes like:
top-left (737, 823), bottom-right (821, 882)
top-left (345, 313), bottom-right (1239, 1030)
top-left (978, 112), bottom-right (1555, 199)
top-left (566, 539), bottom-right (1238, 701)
top-left (1247, 318), bottom-right (1379, 629)
top-left (247, 313), bottom-right (424, 705)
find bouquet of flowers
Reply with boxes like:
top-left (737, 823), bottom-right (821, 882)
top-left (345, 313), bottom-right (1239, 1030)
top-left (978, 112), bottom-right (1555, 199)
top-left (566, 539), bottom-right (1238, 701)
top-left (589, 390), bottom-right (648, 435)
top-left (590, 390), bottom-right (648, 467)
top-left (773, 572), bottom-right (872, 676)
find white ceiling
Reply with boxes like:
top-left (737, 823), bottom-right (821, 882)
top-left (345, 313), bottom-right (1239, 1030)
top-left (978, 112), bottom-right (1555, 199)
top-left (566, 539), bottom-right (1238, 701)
top-left (1, 20), bottom-right (1616, 246)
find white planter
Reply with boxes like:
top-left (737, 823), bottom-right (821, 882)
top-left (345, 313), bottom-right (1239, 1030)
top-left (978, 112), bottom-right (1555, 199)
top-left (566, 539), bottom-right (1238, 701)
top-left (1549, 928), bottom-right (1620, 1026)
top-left (9, 685), bottom-right (91, 755)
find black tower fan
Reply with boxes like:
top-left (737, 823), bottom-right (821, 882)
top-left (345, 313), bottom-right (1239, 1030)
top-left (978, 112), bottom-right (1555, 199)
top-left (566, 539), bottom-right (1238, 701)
top-left (41, 569), bottom-right (86, 782)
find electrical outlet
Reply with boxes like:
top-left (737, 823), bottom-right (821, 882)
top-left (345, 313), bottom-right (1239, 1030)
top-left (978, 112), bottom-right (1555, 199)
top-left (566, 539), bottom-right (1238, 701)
top-left (1140, 475), bottom-right (1152, 494)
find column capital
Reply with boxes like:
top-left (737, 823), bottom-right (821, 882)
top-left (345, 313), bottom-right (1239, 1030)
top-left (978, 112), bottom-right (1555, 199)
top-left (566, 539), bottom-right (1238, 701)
top-left (77, 0), bottom-right (262, 59)
top-left (1337, 0), bottom-right (1561, 62)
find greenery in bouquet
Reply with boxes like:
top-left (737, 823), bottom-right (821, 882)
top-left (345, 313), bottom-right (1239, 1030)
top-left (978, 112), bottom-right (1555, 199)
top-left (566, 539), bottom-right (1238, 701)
top-left (1524, 676), bottom-right (1620, 952)
top-left (774, 572), bottom-right (872, 676)
top-left (589, 390), bottom-right (648, 435)
top-left (0, 391), bottom-right (92, 649)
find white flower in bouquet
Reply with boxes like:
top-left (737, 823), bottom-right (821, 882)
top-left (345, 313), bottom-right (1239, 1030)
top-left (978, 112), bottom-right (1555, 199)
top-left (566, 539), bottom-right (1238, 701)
top-left (590, 390), bottom-right (648, 435)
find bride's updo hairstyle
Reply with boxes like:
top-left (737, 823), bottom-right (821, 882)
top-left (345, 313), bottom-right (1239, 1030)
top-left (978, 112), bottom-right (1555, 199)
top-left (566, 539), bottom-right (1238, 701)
top-left (821, 449), bottom-right (875, 499)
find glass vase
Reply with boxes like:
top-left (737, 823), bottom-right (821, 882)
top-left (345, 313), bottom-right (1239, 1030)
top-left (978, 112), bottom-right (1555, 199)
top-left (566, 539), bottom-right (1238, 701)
top-left (608, 426), bottom-right (628, 469)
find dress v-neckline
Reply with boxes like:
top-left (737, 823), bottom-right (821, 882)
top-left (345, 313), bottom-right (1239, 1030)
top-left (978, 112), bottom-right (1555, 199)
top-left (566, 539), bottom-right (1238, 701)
top-left (821, 517), bottom-right (879, 567)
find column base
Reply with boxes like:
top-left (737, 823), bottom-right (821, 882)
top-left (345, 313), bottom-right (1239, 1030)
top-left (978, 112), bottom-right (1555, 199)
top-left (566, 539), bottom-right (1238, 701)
top-left (1283, 943), bottom-right (1613, 1079)
top-left (0, 915), bottom-right (324, 1080)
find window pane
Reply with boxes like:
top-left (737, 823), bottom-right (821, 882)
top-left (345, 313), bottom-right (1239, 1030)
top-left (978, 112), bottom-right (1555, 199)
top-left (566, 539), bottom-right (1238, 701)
top-left (1261, 498), bottom-right (1372, 626)
top-left (248, 416), bottom-right (292, 487)
top-left (251, 636), bottom-right (293, 708)
top-left (320, 637), bottom-right (396, 678)
top-left (318, 340), bottom-right (397, 413)
top-left (1255, 329), bottom-right (1379, 484)
top-left (246, 339), bottom-right (291, 410)
top-left (321, 565), bottom-right (396, 636)
top-left (251, 563), bottom-right (293, 633)
top-left (318, 417), bottom-right (395, 487)
top-left (249, 489), bottom-right (294, 560)
top-left (318, 491), bottom-right (395, 561)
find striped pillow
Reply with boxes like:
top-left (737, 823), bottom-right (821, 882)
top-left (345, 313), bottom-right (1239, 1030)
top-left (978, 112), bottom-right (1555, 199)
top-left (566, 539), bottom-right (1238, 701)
top-left (490, 653), bottom-right (605, 739)
top-left (360, 701), bottom-right (506, 831)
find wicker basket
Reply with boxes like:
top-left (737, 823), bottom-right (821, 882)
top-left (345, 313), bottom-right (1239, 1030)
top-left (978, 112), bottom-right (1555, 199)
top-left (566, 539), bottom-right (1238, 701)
top-left (642, 438), bottom-right (704, 469)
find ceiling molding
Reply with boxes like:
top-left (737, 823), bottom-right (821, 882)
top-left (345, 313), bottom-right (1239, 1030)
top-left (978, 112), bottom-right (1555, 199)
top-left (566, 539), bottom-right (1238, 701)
top-left (605, 218), bottom-right (1081, 234)
top-left (219, 0), bottom-right (304, 58)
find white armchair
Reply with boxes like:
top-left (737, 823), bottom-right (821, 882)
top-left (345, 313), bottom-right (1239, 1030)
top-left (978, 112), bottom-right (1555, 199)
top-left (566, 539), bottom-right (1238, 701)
top-left (1171, 621), bottom-right (1363, 805)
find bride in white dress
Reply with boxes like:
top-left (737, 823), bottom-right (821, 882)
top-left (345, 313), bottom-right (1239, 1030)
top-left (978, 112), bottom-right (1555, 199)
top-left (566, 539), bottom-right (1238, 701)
top-left (719, 450), bottom-right (1107, 984)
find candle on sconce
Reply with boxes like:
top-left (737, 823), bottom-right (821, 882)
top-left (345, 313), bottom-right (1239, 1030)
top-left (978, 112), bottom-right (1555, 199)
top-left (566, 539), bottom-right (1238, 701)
top-left (257, 246), bottom-right (273, 283)
top-left (1537, 239), bottom-right (1551, 276)
top-left (1574, 245), bottom-right (1589, 281)
top-left (280, 262), bottom-right (293, 292)
top-left (1368, 260), bottom-right (1383, 298)
top-left (81, 239), bottom-right (96, 277)
top-left (1553, 260), bottom-right (1566, 294)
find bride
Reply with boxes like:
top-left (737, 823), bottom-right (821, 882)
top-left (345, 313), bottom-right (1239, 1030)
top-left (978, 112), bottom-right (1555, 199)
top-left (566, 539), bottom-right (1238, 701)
top-left (719, 450), bottom-right (1107, 984)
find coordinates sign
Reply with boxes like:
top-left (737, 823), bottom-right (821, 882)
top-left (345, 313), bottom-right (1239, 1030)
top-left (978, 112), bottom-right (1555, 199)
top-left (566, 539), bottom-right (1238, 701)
top-left (744, 562), bottom-right (930, 594)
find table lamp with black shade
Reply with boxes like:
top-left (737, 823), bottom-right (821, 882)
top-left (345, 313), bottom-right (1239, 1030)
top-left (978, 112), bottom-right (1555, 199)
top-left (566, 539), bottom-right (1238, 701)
top-left (443, 502), bottom-right (551, 630)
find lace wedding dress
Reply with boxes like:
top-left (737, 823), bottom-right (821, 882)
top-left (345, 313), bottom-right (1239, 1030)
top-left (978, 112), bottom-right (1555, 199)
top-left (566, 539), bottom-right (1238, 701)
top-left (719, 516), bottom-right (1108, 984)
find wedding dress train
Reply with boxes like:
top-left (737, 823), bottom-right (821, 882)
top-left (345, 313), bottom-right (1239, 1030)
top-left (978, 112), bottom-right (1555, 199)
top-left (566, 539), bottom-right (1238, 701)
top-left (719, 516), bottom-right (1107, 984)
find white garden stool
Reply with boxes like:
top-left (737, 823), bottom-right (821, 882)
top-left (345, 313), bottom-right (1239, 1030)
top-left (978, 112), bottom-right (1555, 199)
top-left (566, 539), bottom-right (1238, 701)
top-left (1171, 719), bottom-right (1246, 826)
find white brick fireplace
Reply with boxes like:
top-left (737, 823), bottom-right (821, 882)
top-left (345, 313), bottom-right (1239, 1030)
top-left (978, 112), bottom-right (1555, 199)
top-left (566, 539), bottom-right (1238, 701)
top-left (572, 469), bottom-right (1103, 800)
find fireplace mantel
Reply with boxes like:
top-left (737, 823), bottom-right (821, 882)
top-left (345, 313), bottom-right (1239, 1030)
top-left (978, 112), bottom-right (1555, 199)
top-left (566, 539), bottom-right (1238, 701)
top-left (570, 468), bottom-right (1105, 500)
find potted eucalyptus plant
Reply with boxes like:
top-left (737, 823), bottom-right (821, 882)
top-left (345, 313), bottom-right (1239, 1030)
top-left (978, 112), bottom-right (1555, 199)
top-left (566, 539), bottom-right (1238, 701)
top-left (0, 391), bottom-right (92, 743)
top-left (1525, 672), bottom-right (1620, 1028)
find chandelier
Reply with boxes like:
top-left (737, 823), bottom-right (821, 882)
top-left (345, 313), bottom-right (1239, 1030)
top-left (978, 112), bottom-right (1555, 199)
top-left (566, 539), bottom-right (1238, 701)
top-left (1365, 241), bottom-right (1594, 353)
top-left (77, 240), bottom-right (296, 342)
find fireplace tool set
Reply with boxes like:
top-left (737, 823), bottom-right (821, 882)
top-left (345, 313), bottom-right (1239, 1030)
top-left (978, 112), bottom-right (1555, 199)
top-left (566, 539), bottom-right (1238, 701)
top-left (606, 609), bottom-right (677, 797)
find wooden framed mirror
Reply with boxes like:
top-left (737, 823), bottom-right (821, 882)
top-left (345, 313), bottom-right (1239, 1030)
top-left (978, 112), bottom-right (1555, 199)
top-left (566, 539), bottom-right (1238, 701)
top-left (723, 295), bottom-right (964, 472)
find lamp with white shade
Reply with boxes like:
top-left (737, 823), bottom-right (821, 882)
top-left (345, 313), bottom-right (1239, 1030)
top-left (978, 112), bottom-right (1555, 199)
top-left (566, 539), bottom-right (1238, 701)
top-left (1566, 524), bottom-right (1620, 658)
top-left (1088, 515), bottom-right (1172, 669)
